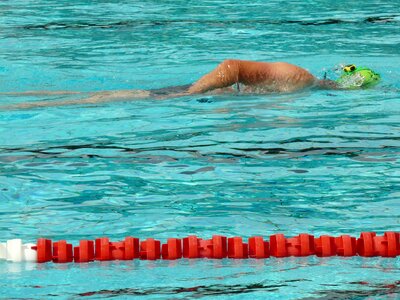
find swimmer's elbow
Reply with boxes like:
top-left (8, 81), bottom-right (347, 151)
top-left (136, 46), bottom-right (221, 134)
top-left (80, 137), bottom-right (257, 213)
top-left (188, 59), bottom-right (241, 94)
top-left (221, 59), bottom-right (241, 73)
top-left (218, 59), bottom-right (240, 84)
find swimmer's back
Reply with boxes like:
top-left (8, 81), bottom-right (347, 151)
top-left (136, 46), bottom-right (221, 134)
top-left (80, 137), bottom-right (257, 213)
top-left (237, 60), bottom-right (316, 92)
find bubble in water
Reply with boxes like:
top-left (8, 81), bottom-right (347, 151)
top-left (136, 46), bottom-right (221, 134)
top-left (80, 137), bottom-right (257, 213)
top-left (333, 63), bottom-right (346, 75)
top-left (320, 63), bottom-right (347, 80)
top-left (338, 73), bottom-right (364, 88)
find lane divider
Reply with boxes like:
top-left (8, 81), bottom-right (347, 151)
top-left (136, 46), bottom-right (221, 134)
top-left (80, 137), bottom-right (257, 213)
top-left (0, 232), bottom-right (399, 263)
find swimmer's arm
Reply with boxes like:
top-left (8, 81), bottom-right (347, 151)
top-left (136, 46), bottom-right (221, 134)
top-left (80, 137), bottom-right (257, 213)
top-left (3, 90), bottom-right (152, 110)
top-left (188, 59), bottom-right (276, 94)
top-left (2, 87), bottom-right (193, 110)
top-left (188, 59), bottom-right (242, 94)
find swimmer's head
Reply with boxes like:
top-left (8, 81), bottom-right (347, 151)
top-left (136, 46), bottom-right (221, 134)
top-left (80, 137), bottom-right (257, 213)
top-left (336, 64), bottom-right (380, 89)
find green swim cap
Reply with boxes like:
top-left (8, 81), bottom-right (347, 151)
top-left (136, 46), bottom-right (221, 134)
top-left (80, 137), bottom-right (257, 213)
top-left (336, 64), bottom-right (380, 89)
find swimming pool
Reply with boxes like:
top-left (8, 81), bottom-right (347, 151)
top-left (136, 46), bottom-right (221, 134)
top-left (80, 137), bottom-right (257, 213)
top-left (1, 0), bottom-right (400, 298)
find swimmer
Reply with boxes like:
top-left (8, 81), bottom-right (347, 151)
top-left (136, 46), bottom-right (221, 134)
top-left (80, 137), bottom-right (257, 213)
top-left (187, 61), bottom-right (380, 93)
top-left (1, 60), bottom-right (380, 109)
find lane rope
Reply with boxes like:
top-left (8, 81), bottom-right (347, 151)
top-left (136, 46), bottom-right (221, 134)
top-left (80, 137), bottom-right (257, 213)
top-left (1, 232), bottom-right (399, 263)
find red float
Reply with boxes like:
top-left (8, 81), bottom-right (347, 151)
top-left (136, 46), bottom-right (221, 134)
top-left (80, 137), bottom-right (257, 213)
top-left (162, 238), bottom-right (182, 260)
top-left (248, 236), bottom-right (270, 258)
top-left (182, 235), bottom-right (200, 258)
top-left (357, 232), bottom-right (376, 257)
top-left (270, 234), bottom-right (288, 257)
top-left (228, 237), bottom-right (248, 259)
top-left (314, 235), bottom-right (336, 257)
top-left (32, 238), bottom-right (52, 263)
top-left (123, 237), bottom-right (140, 260)
top-left (53, 240), bottom-right (73, 263)
top-left (379, 232), bottom-right (400, 257)
top-left (140, 238), bottom-right (161, 260)
top-left (335, 235), bottom-right (357, 256)
top-left (95, 237), bottom-right (111, 261)
top-left (286, 234), bottom-right (315, 256)
top-left (74, 240), bottom-right (94, 263)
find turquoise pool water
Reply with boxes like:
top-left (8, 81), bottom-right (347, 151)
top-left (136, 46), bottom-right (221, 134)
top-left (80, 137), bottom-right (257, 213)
top-left (1, 0), bottom-right (400, 298)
